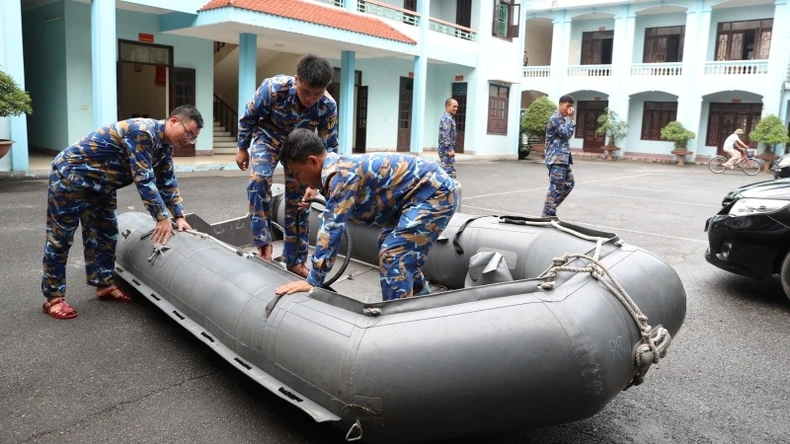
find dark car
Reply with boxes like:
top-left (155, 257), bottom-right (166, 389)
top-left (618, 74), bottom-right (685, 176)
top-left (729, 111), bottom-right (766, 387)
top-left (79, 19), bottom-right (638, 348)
top-left (705, 178), bottom-right (790, 300)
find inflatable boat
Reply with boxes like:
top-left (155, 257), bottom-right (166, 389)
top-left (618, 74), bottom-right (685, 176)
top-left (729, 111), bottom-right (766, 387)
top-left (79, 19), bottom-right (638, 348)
top-left (114, 187), bottom-right (686, 443)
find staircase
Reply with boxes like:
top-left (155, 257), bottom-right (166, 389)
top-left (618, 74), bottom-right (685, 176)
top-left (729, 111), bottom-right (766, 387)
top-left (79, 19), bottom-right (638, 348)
top-left (213, 121), bottom-right (237, 155)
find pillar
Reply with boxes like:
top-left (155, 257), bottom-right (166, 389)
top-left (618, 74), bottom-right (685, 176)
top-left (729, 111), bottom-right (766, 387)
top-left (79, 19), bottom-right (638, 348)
top-left (91, 0), bottom-right (118, 128)
top-left (238, 33), bottom-right (258, 117)
top-left (339, 51), bottom-right (355, 155)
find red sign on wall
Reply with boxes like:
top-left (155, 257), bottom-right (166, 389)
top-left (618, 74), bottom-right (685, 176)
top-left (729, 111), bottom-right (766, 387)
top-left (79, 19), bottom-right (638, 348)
top-left (732, 99), bottom-right (742, 103)
top-left (138, 33), bottom-right (154, 43)
top-left (455, 75), bottom-right (464, 81)
top-left (408, 72), bottom-right (414, 78)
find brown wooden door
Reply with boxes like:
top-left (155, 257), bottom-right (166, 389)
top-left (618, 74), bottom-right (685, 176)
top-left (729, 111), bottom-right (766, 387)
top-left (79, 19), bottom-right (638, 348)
top-left (452, 82), bottom-right (467, 154)
top-left (456, 0), bottom-right (472, 28)
top-left (706, 103), bottom-right (761, 155)
top-left (577, 101), bottom-right (607, 152)
top-left (397, 77), bottom-right (413, 152)
top-left (170, 67), bottom-right (196, 157)
top-left (404, 0), bottom-right (416, 11)
top-left (355, 85), bottom-right (368, 153)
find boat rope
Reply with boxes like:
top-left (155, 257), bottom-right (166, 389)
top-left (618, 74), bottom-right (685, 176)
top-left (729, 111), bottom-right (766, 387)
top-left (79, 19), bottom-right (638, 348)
top-left (536, 251), bottom-right (671, 388)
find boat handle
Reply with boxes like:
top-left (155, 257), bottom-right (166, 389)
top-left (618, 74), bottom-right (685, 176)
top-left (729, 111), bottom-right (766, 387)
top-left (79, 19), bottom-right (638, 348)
top-left (345, 420), bottom-right (363, 442)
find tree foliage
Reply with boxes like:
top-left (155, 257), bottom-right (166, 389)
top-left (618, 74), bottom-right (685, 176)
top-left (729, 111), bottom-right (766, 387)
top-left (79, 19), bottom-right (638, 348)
top-left (0, 68), bottom-right (32, 118)
top-left (595, 108), bottom-right (629, 148)
top-left (749, 115), bottom-right (790, 154)
top-left (660, 121), bottom-right (696, 150)
top-left (521, 96), bottom-right (557, 139)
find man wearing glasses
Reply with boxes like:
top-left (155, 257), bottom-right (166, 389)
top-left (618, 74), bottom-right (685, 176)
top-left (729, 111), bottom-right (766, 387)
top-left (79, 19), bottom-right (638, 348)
top-left (40, 104), bottom-right (204, 320)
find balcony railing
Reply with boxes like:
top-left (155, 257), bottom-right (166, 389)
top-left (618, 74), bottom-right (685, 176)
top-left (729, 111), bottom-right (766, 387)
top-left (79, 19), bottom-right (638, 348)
top-left (522, 66), bottom-right (551, 78)
top-left (429, 18), bottom-right (476, 41)
top-left (358, 0), bottom-right (419, 27)
top-left (314, 0), bottom-right (344, 6)
top-left (568, 65), bottom-right (612, 77)
top-left (704, 60), bottom-right (768, 75)
top-left (631, 62), bottom-right (682, 77)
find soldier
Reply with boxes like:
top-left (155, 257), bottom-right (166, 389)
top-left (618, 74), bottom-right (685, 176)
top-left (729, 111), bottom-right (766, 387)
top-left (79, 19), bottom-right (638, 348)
top-left (541, 95), bottom-right (576, 217)
top-left (235, 54), bottom-right (338, 278)
top-left (41, 105), bottom-right (203, 319)
top-left (274, 129), bottom-right (459, 301)
top-left (438, 98), bottom-right (458, 179)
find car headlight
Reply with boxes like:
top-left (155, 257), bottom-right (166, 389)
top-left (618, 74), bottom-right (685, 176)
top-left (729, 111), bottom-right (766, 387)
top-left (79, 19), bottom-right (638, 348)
top-left (728, 198), bottom-right (790, 216)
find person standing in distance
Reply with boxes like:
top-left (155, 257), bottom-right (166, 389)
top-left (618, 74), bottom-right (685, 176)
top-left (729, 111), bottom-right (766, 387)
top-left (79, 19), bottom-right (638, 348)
top-left (541, 95), bottom-right (576, 217)
top-left (438, 98), bottom-right (458, 179)
top-left (235, 54), bottom-right (339, 278)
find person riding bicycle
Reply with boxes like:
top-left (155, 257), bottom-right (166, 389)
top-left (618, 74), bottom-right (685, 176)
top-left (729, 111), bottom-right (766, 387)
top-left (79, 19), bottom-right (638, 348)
top-left (723, 129), bottom-right (750, 169)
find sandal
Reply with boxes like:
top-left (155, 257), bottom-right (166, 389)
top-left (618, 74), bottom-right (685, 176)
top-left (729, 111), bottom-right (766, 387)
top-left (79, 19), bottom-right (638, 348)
top-left (42, 298), bottom-right (78, 319)
top-left (96, 285), bottom-right (133, 303)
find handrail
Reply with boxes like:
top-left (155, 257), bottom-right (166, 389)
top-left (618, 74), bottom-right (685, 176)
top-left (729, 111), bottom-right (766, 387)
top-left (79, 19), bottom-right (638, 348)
top-left (213, 94), bottom-right (238, 139)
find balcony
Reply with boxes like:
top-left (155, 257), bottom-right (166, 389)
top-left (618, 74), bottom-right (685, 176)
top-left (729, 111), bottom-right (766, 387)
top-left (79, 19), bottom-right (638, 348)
top-left (357, 0), bottom-right (476, 41)
top-left (631, 63), bottom-right (682, 77)
top-left (568, 65), bottom-right (612, 77)
top-left (704, 60), bottom-right (768, 75)
top-left (522, 66), bottom-right (551, 78)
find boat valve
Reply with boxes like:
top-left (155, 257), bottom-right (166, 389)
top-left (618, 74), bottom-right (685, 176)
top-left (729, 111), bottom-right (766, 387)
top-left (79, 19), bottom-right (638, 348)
top-left (147, 245), bottom-right (170, 262)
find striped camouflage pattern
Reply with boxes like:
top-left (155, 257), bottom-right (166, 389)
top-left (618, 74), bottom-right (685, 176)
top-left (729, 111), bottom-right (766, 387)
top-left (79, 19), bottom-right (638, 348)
top-left (307, 153), bottom-right (459, 300)
top-left (542, 111), bottom-right (576, 217)
top-left (238, 75), bottom-right (338, 265)
top-left (438, 112), bottom-right (457, 178)
top-left (42, 118), bottom-right (183, 298)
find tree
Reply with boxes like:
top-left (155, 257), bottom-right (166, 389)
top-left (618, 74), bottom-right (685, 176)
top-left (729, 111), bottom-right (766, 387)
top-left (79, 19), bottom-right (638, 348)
top-left (749, 115), bottom-right (790, 155)
top-left (595, 108), bottom-right (628, 148)
top-left (0, 67), bottom-right (32, 118)
top-left (520, 96), bottom-right (557, 141)
top-left (660, 121), bottom-right (696, 150)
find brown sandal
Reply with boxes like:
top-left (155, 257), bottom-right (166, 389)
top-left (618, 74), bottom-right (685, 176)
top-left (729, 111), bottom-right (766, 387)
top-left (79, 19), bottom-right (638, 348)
top-left (96, 285), bottom-right (133, 303)
top-left (42, 298), bottom-right (78, 319)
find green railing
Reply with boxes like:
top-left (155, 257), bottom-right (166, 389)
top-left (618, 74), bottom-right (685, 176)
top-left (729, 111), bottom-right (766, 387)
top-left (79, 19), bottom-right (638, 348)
top-left (357, 0), bottom-right (419, 27)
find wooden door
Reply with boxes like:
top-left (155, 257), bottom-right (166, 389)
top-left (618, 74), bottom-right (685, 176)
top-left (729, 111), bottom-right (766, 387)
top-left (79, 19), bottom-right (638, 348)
top-left (577, 101), bottom-right (607, 152)
top-left (355, 86), bottom-right (368, 153)
top-left (404, 0), bottom-right (416, 11)
top-left (396, 77), bottom-right (413, 152)
top-left (169, 67), bottom-right (196, 157)
top-left (452, 82), bottom-right (467, 154)
top-left (456, 0), bottom-right (472, 28)
top-left (706, 103), bottom-right (762, 155)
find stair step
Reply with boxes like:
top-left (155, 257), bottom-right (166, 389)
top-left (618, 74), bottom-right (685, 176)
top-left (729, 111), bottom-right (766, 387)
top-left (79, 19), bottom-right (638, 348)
top-left (213, 141), bottom-right (238, 148)
top-left (213, 147), bottom-right (238, 155)
top-left (214, 136), bottom-right (236, 143)
top-left (214, 131), bottom-right (232, 138)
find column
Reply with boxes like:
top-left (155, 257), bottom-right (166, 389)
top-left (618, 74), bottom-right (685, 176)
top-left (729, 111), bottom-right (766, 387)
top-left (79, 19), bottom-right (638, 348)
top-left (557, 16), bottom-right (572, 98)
top-left (238, 33), bottom-right (258, 117)
top-left (410, 0), bottom-right (429, 154)
top-left (549, 16), bottom-right (564, 96)
top-left (764, 0), bottom-right (790, 116)
top-left (611, 7), bottom-right (635, 138)
top-left (339, 51), bottom-right (356, 155)
top-left (344, 0), bottom-right (358, 13)
top-left (2, 0), bottom-right (29, 172)
top-left (683, 5), bottom-right (712, 156)
top-left (91, 0), bottom-right (118, 128)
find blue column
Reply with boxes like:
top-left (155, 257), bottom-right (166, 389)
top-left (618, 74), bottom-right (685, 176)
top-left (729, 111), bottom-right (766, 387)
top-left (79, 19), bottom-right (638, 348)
top-left (238, 33), bottom-right (258, 117)
top-left (2, 0), bottom-right (29, 172)
top-left (339, 51), bottom-right (356, 155)
top-left (91, 0), bottom-right (117, 127)
top-left (410, 0), bottom-right (430, 154)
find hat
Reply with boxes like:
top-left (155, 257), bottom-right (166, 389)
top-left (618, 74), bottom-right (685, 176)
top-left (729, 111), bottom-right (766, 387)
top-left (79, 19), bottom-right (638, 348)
top-left (734, 129), bottom-right (744, 135)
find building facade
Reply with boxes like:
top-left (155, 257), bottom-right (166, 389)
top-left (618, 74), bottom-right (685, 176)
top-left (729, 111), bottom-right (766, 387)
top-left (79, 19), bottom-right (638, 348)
top-left (1, 0), bottom-right (529, 174)
top-left (523, 0), bottom-right (790, 161)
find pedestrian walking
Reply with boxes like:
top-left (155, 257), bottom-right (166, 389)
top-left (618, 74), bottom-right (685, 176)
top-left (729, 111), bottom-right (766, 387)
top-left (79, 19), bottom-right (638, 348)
top-left (541, 95), bottom-right (576, 217)
top-left (438, 98), bottom-right (458, 179)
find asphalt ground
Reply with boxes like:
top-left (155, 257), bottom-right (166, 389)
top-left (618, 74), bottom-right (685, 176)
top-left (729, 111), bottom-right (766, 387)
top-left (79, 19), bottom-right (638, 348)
top-left (1, 157), bottom-right (788, 444)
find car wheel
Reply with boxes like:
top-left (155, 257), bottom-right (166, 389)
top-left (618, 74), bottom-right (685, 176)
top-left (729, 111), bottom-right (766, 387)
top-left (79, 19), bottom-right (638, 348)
top-left (780, 253), bottom-right (790, 301)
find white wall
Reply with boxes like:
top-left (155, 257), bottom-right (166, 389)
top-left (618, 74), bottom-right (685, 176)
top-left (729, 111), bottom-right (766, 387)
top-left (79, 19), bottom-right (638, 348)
top-left (525, 18), bottom-right (553, 66)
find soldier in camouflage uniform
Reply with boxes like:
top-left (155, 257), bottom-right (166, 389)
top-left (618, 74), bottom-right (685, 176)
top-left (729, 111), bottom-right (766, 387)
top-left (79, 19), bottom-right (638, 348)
top-left (541, 95), bottom-right (576, 217)
top-left (235, 54), bottom-right (338, 278)
top-left (41, 105), bottom-right (203, 319)
top-left (438, 98), bottom-right (458, 178)
top-left (275, 129), bottom-right (458, 301)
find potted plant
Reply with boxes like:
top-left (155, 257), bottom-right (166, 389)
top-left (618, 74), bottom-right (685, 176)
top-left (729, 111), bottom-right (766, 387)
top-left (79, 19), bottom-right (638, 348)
top-left (520, 96), bottom-right (557, 157)
top-left (660, 121), bottom-right (696, 166)
top-left (595, 108), bottom-right (629, 160)
top-left (0, 67), bottom-right (33, 160)
top-left (749, 115), bottom-right (790, 172)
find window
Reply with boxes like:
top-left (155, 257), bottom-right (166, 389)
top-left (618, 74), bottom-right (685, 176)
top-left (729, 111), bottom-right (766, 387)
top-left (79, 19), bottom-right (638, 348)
top-left (581, 31), bottom-right (614, 65)
top-left (641, 102), bottom-right (678, 140)
top-left (643, 26), bottom-right (685, 63)
top-left (492, 0), bottom-right (520, 40)
top-left (487, 84), bottom-right (509, 135)
top-left (715, 19), bottom-right (773, 61)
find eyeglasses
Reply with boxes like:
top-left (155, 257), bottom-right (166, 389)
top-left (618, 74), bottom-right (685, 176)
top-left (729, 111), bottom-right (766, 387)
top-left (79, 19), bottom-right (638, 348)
top-left (178, 119), bottom-right (197, 143)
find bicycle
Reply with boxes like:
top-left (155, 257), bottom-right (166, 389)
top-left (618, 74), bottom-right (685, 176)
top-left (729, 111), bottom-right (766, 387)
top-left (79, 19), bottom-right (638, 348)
top-left (709, 149), bottom-right (762, 176)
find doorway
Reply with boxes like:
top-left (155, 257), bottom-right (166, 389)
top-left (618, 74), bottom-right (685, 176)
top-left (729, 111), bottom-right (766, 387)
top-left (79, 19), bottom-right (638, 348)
top-left (576, 100), bottom-right (607, 152)
top-left (581, 31), bottom-right (614, 65)
top-left (706, 103), bottom-right (762, 155)
top-left (452, 82), bottom-right (467, 153)
top-left (397, 77), bottom-right (414, 152)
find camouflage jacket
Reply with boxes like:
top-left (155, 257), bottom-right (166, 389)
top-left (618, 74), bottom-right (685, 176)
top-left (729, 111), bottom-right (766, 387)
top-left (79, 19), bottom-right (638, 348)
top-left (544, 111), bottom-right (575, 166)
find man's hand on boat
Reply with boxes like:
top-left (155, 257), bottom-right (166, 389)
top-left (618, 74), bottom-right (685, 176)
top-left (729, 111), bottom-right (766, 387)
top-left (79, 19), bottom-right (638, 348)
top-left (150, 217), bottom-right (192, 245)
top-left (275, 280), bottom-right (313, 295)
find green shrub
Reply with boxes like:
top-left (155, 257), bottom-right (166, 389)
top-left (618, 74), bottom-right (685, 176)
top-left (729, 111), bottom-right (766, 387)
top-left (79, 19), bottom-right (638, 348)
top-left (749, 115), bottom-right (789, 155)
top-left (595, 108), bottom-right (628, 148)
top-left (660, 121), bottom-right (696, 150)
top-left (0, 67), bottom-right (32, 118)
top-left (520, 96), bottom-right (557, 140)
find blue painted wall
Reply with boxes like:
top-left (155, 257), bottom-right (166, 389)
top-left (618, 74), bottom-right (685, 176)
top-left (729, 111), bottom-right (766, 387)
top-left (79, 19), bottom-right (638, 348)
top-left (22, 1), bottom-right (68, 152)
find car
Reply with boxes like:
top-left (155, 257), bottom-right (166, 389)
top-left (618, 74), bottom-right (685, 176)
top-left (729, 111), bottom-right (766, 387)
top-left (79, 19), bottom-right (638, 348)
top-left (771, 153), bottom-right (790, 179)
top-left (518, 134), bottom-right (540, 159)
top-left (705, 178), bottom-right (790, 300)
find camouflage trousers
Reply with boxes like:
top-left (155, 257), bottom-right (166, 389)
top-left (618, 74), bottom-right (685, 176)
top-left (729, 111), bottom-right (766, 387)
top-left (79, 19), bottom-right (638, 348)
top-left (541, 164), bottom-right (575, 217)
top-left (247, 142), bottom-right (309, 266)
top-left (377, 184), bottom-right (459, 300)
top-left (438, 151), bottom-right (456, 178)
top-left (42, 169), bottom-right (118, 299)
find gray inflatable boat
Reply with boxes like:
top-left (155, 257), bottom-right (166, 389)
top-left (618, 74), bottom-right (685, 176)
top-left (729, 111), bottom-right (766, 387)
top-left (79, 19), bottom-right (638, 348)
top-left (114, 188), bottom-right (686, 443)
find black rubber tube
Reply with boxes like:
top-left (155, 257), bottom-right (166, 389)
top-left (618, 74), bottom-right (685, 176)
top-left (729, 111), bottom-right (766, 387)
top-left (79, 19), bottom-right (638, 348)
top-left (299, 197), bottom-right (352, 288)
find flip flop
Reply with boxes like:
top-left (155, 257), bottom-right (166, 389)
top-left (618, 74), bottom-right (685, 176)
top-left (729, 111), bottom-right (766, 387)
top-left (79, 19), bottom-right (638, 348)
top-left (42, 298), bottom-right (78, 319)
top-left (96, 285), bottom-right (134, 303)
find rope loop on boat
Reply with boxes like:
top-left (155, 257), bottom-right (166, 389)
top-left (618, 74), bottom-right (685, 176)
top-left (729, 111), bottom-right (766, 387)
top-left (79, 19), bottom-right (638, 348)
top-left (345, 420), bottom-right (363, 442)
top-left (536, 251), bottom-right (672, 388)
